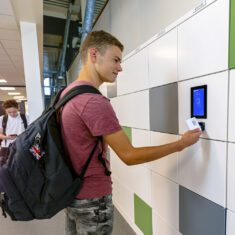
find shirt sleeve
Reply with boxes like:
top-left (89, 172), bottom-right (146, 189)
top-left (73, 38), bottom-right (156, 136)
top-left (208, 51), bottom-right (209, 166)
top-left (81, 96), bottom-right (121, 137)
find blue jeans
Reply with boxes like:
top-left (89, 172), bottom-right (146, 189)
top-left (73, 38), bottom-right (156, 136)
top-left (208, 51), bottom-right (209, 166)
top-left (65, 195), bottom-right (114, 235)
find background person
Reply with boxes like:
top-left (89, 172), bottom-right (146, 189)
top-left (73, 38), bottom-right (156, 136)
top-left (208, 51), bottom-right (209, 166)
top-left (0, 99), bottom-right (28, 166)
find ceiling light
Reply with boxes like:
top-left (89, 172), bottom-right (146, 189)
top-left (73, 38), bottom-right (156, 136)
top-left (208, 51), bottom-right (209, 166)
top-left (0, 87), bottom-right (15, 91)
top-left (0, 79), bottom-right (7, 83)
top-left (13, 96), bottom-right (25, 99)
top-left (8, 92), bottom-right (21, 95)
top-left (17, 98), bottom-right (27, 101)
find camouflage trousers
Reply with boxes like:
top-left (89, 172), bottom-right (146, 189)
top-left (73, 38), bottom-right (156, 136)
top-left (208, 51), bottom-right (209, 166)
top-left (65, 194), bottom-right (114, 235)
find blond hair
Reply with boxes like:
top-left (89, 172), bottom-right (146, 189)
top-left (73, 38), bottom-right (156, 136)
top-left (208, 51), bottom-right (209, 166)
top-left (80, 30), bottom-right (124, 63)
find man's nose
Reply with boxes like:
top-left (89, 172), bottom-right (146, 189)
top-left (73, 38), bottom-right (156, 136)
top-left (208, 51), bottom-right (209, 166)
top-left (118, 64), bottom-right (122, 72)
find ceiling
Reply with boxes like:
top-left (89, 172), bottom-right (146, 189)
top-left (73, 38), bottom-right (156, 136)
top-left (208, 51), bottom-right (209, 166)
top-left (43, 0), bottom-right (108, 81)
top-left (0, 0), bottom-right (43, 101)
top-left (0, 0), bottom-right (107, 102)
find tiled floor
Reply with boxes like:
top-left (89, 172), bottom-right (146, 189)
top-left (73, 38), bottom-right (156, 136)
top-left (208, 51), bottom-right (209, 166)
top-left (0, 206), bottom-right (135, 235)
top-left (113, 207), bottom-right (136, 235)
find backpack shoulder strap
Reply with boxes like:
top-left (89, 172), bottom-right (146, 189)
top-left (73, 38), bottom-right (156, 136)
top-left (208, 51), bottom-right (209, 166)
top-left (20, 113), bottom-right (28, 130)
top-left (54, 85), bottom-right (102, 110)
top-left (2, 115), bottom-right (8, 135)
top-left (50, 87), bottom-right (66, 108)
top-left (41, 87), bottom-right (66, 115)
top-left (55, 85), bottom-right (103, 177)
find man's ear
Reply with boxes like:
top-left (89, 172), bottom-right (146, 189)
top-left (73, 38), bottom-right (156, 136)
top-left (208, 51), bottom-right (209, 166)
top-left (89, 48), bottom-right (97, 62)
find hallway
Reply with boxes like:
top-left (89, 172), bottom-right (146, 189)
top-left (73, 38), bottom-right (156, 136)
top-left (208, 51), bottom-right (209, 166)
top-left (0, 207), bottom-right (136, 235)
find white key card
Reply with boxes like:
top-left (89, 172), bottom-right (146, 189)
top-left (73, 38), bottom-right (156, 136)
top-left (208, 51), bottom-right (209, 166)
top-left (185, 117), bottom-right (201, 130)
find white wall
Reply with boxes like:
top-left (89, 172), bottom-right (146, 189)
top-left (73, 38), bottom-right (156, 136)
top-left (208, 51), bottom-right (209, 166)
top-left (178, 0), bottom-right (229, 80)
top-left (66, 0), bottom-right (231, 234)
top-left (228, 69), bottom-right (235, 142)
top-left (178, 71), bottom-right (228, 141)
top-left (108, 0), bottom-right (201, 56)
top-left (20, 22), bottom-right (44, 122)
top-left (68, 0), bottom-right (202, 81)
top-left (103, 0), bottom-right (230, 234)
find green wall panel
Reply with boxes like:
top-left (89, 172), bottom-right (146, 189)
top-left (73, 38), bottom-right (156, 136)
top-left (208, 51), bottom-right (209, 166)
top-left (134, 194), bottom-right (153, 235)
top-left (122, 126), bottom-right (132, 142)
top-left (230, 0), bottom-right (235, 69)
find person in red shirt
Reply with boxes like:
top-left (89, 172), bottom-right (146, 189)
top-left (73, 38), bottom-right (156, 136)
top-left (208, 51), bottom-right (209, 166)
top-left (61, 30), bottom-right (201, 235)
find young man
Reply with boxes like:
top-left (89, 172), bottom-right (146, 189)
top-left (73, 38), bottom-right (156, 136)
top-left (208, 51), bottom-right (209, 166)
top-left (0, 99), bottom-right (28, 166)
top-left (61, 31), bottom-right (201, 235)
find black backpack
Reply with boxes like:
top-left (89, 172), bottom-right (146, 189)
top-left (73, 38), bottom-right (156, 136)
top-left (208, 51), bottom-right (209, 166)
top-left (0, 85), bottom-right (109, 221)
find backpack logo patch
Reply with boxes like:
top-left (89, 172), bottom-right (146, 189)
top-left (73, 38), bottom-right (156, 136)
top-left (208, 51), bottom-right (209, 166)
top-left (29, 133), bottom-right (45, 160)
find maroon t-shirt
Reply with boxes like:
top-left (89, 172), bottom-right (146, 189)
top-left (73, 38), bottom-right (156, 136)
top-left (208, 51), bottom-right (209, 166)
top-left (60, 80), bottom-right (121, 199)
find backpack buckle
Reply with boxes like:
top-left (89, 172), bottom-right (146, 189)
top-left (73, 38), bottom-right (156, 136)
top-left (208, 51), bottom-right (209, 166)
top-left (105, 169), bottom-right (111, 176)
top-left (98, 154), bottom-right (112, 176)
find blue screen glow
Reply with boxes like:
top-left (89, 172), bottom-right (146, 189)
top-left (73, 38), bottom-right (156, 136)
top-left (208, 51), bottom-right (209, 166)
top-left (193, 88), bottom-right (205, 116)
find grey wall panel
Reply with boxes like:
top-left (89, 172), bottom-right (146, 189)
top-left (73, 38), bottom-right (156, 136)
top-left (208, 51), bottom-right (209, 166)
top-left (179, 186), bottom-right (226, 235)
top-left (150, 83), bottom-right (178, 134)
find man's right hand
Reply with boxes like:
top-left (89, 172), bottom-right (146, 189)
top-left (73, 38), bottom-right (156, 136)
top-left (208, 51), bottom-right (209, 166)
top-left (178, 129), bottom-right (202, 151)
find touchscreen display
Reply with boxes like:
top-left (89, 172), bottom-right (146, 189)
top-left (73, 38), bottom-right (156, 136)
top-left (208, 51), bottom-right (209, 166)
top-left (191, 85), bottom-right (207, 118)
